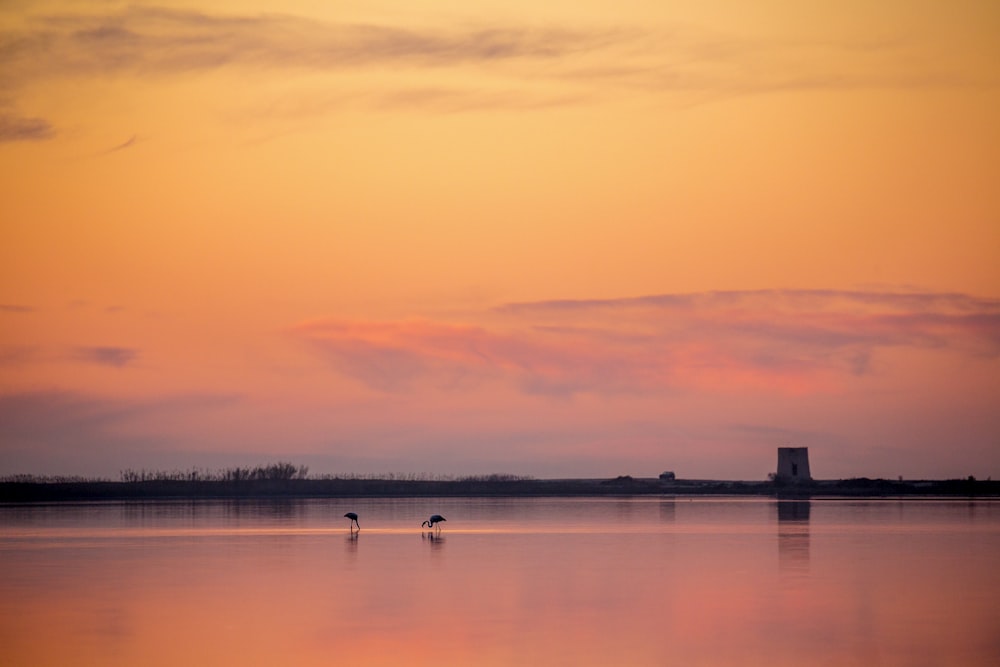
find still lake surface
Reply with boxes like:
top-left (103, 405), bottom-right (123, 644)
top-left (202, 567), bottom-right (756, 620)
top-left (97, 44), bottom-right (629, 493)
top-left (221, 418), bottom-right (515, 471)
top-left (1, 497), bottom-right (998, 666)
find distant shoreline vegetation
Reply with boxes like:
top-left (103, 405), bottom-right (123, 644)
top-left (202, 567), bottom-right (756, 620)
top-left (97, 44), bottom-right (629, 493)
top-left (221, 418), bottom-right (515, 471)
top-left (0, 464), bottom-right (536, 485)
top-left (0, 463), bottom-right (997, 502)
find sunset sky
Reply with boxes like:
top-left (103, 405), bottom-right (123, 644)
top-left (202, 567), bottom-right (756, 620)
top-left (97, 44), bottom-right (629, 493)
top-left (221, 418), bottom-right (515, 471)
top-left (2, 0), bottom-right (998, 480)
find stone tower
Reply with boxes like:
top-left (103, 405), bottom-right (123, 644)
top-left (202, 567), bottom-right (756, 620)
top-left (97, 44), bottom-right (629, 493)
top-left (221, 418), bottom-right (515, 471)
top-left (776, 447), bottom-right (812, 482)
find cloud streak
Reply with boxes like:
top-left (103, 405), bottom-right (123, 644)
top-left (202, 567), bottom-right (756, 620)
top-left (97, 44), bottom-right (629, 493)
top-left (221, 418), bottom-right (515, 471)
top-left (293, 319), bottom-right (652, 395)
top-left (2, 5), bottom-right (982, 115)
top-left (0, 345), bottom-right (39, 367)
top-left (0, 111), bottom-right (55, 142)
top-left (2, 7), bottom-right (622, 83)
top-left (73, 346), bottom-right (139, 368)
top-left (102, 134), bottom-right (136, 154)
top-left (293, 289), bottom-right (1000, 397)
top-left (497, 289), bottom-right (1000, 314)
top-left (0, 304), bottom-right (36, 313)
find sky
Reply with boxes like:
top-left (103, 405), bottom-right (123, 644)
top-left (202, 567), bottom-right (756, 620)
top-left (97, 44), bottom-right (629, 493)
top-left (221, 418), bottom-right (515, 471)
top-left (1, 0), bottom-right (998, 480)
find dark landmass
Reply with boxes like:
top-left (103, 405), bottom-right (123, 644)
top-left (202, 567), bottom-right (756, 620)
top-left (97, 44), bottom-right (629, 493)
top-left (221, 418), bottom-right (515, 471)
top-left (1, 475), bottom-right (997, 503)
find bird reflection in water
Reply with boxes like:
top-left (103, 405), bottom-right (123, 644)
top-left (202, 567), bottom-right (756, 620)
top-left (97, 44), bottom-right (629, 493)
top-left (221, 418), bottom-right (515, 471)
top-left (421, 531), bottom-right (445, 551)
top-left (344, 530), bottom-right (359, 555)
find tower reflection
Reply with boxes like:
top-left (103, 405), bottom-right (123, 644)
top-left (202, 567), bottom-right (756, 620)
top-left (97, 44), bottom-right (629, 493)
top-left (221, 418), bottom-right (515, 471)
top-left (659, 499), bottom-right (676, 523)
top-left (776, 500), bottom-right (810, 573)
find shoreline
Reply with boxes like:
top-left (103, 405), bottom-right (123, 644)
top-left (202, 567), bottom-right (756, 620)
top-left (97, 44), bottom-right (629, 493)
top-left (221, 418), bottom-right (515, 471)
top-left (1, 476), bottom-right (997, 503)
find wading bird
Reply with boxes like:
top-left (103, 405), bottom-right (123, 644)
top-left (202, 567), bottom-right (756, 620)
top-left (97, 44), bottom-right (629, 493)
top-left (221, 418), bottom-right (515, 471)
top-left (422, 514), bottom-right (446, 530)
top-left (344, 512), bottom-right (360, 531)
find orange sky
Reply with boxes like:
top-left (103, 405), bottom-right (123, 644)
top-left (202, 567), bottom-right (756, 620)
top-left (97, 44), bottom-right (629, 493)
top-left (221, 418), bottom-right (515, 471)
top-left (1, 0), bottom-right (999, 478)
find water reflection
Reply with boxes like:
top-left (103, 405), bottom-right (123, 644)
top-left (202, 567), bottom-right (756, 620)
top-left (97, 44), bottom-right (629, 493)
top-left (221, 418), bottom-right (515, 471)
top-left (118, 499), bottom-right (309, 523)
top-left (658, 499), bottom-right (676, 523)
top-left (776, 500), bottom-right (810, 573)
top-left (421, 532), bottom-right (445, 550)
top-left (3, 498), bottom-right (999, 666)
top-left (612, 498), bottom-right (636, 523)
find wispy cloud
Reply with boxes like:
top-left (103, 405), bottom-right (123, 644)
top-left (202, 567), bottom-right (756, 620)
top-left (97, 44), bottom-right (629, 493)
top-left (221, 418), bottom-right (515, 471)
top-left (371, 87), bottom-right (590, 113)
top-left (102, 134), bottom-right (136, 154)
top-left (74, 346), bottom-right (139, 368)
top-left (497, 289), bottom-right (1000, 314)
top-left (293, 289), bottom-right (1000, 397)
top-left (0, 304), bottom-right (36, 313)
top-left (2, 5), bottom-right (982, 118)
top-left (0, 6), bottom-right (634, 126)
top-left (0, 345), bottom-right (39, 367)
top-left (2, 7), bottom-right (622, 83)
top-left (293, 319), bottom-right (644, 395)
top-left (0, 112), bottom-right (54, 142)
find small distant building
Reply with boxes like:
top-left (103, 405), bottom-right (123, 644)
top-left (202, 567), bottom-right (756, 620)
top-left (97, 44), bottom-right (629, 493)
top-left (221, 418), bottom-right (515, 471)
top-left (776, 447), bottom-right (812, 482)
top-left (659, 471), bottom-right (676, 481)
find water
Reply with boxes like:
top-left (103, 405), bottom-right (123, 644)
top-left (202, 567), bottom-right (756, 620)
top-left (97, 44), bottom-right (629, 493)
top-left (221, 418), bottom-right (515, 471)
top-left (1, 497), bottom-right (998, 666)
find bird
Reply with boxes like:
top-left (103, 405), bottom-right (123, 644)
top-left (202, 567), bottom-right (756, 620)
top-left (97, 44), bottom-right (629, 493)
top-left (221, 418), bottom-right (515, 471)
top-left (422, 514), bottom-right (446, 529)
top-left (344, 512), bottom-right (360, 531)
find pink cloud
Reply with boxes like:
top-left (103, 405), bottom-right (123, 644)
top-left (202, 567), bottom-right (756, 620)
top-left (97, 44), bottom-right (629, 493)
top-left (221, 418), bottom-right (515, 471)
top-left (292, 290), bottom-right (1000, 398)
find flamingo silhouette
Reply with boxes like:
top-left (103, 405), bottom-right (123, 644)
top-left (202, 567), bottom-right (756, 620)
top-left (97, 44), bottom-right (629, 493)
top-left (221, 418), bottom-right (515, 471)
top-left (422, 514), bottom-right (446, 529)
top-left (344, 512), bottom-right (360, 531)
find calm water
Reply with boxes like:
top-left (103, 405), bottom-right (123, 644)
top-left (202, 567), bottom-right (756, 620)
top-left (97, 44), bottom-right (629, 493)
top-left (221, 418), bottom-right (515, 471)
top-left (1, 497), bottom-right (998, 666)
